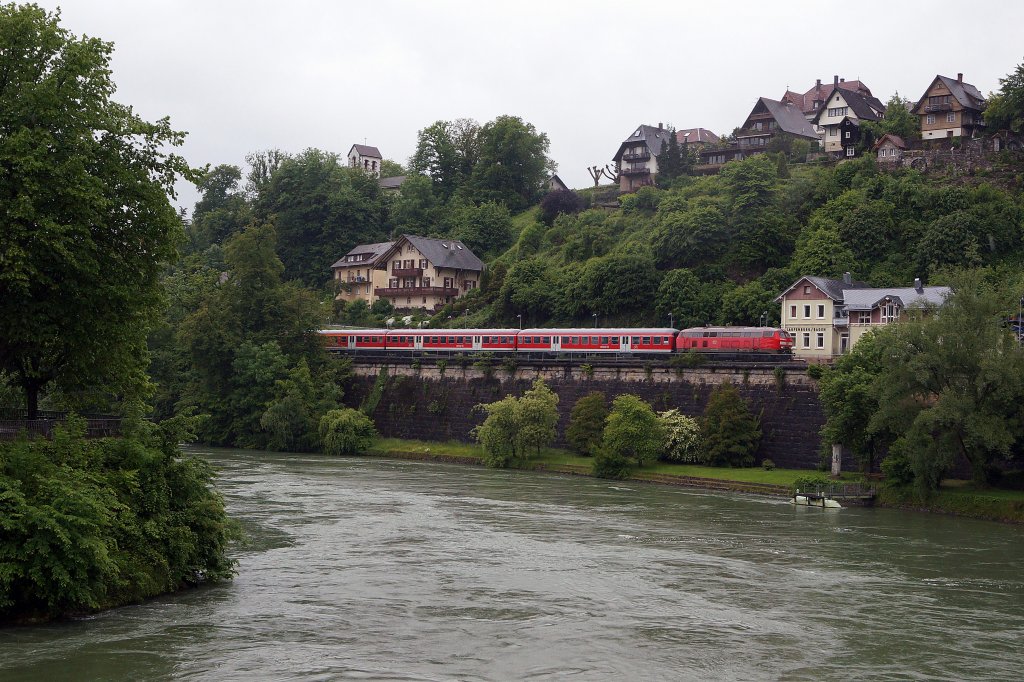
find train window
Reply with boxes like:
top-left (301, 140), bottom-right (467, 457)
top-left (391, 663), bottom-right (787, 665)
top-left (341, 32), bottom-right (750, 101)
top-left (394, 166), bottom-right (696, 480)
top-left (456, 336), bottom-right (464, 344)
top-left (430, 336), bottom-right (437, 344)
top-left (762, 331), bottom-right (772, 337)
top-left (642, 336), bottom-right (650, 344)
top-left (611, 336), bottom-right (619, 344)
top-left (542, 336), bottom-right (551, 344)
top-left (561, 336), bottom-right (569, 344)
top-left (571, 336), bottom-right (579, 344)
top-left (589, 336), bottom-right (598, 344)
top-left (653, 337), bottom-right (662, 345)
top-left (631, 336), bottom-right (639, 344)
top-left (708, 332), bottom-right (718, 337)
top-left (601, 336), bottom-right (609, 344)
top-left (449, 337), bottom-right (456, 344)
top-left (483, 336), bottom-right (490, 343)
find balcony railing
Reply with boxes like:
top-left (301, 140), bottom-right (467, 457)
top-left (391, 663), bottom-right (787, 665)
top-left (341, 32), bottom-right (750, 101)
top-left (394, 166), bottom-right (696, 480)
top-left (375, 286), bottom-right (459, 297)
top-left (391, 267), bottom-right (423, 277)
top-left (622, 150), bottom-right (650, 161)
top-left (925, 102), bottom-right (952, 112)
top-left (621, 165), bottom-right (651, 176)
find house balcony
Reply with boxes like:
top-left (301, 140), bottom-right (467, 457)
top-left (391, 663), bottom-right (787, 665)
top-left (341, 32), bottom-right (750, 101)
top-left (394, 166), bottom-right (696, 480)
top-left (391, 267), bottom-right (423, 277)
top-left (345, 276), bottom-right (368, 284)
top-left (375, 286), bottom-right (459, 297)
top-left (621, 165), bottom-right (651, 176)
top-left (925, 102), bottom-right (952, 113)
top-left (622, 150), bottom-right (651, 162)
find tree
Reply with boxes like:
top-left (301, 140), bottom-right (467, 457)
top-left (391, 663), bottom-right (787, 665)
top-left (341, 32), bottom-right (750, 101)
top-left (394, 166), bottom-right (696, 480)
top-left (702, 384), bottom-right (761, 467)
top-left (319, 408), bottom-right (377, 456)
top-left (540, 189), bottom-right (583, 225)
top-left (984, 61), bottom-right (1024, 133)
top-left (467, 115), bottom-right (556, 212)
top-left (566, 391), bottom-right (608, 456)
top-left (408, 118), bottom-right (479, 201)
top-left (475, 379), bottom-right (559, 467)
top-left (580, 252), bottom-right (660, 318)
top-left (380, 159), bottom-right (406, 178)
top-left (593, 394), bottom-right (664, 478)
top-left (0, 4), bottom-right (195, 418)
top-left (449, 200), bottom-right (513, 258)
top-left (870, 276), bottom-right (1024, 495)
top-left (654, 269), bottom-right (727, 328)
top-left (659, 409), bottom-right (704, 463)
top-left (880, 93), bottom-right (919, 140)
top-left (188, 164), bottom-right (251, 251)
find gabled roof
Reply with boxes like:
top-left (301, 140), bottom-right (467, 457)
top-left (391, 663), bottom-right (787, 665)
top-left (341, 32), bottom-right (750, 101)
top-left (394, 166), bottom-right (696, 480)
top-left (379, 175), bottom-right (407, 190)
top-left (548, 174), bottom-right (570, 192)
top-left (783, 78), bottom-right (874, 116)
top-left (775, 275), bottom-right (869, 302)
top-left (612, 124), bottom-right (675, 162)
top-left (842, 286), bottom-right (951, 311)
top-left (676, 128), bottom-right (721, 145)
top-left (380, 235), bottom-right (484, 272)
top-left (331, 241), bottom-right (395, 268)
top-left (743, 98), bottom-right (821, 140)
top-left (911, 74), bottom-right (986, 114)
top-left (872, 133), bottom-right (907, 151)
top-left (348, 144), bottom-right (382, 158)
top-left (810, 87), bottom-right (885, 125)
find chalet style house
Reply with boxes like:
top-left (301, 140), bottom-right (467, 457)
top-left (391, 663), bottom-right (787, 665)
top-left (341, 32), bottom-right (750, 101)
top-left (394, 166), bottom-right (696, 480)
top-left (331, 235), bottom-right (484, 312)
top-left (735, 97), bottom-right (820, 151)
top-left (348, 144), bottom-right (382, 178)
top-left (810, 79), bottom-right (885, 156)
top-left (612, 124), bottom-right (675, 192)
top-left (911, 74), bottom-right (986, 142)
top-left (776, 274), bottom-right (950, 360)
top-left (676, 128), bottom-right (721, 148)
top-left (782, 77), bottom-right (876, 129)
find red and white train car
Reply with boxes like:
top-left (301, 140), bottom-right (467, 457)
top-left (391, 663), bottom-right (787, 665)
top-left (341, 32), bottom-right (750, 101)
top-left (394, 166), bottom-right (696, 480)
top-left (384, 329), bottom-right (518, 352)
top-left (675, 327), bottom-right (793, 353)
top-left (517, 328), bottom-right (678, 353)
top-left (319, 329), bottom-right (390, 351)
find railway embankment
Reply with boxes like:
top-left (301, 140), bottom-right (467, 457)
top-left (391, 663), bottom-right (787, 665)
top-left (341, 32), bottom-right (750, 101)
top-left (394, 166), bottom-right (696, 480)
top-left (345, 358), bottom-right (837, 471)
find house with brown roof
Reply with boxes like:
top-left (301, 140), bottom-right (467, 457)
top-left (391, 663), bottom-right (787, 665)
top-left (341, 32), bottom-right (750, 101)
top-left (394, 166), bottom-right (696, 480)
top-left (348, 144), bottom-right (382, 178)
top-left (675, 128), bottom-right (721, 148)
top-left (911, 73), bottom-right (986, 143)
top-left (810, 78), bottom-right (885, 156)
top-left (872, 134), bottom-right (907, 164)
top-left (332, 240), bottom-right (395, 307)
top-left (612, 123), bottom-right (675, 192)
top-left (782, 77), bottom-right (876, 125)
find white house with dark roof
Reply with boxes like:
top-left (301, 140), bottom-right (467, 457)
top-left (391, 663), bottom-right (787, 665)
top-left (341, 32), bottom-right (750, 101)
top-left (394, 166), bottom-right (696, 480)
top-left (612, 123), bottom-right (675, 192)
top-left (348, 144), bottom-right (382, 178)
top-left (810, 80), bottom-right (885, 155)
top-left (776, 274), bottom-right (950, 360)
top-left (375, 235), bottom-right (484, 311)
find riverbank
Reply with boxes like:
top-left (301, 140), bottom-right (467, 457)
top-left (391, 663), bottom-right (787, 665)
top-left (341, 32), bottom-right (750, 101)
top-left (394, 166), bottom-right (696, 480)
top-left (364, 438), bottom-right (1024, 523)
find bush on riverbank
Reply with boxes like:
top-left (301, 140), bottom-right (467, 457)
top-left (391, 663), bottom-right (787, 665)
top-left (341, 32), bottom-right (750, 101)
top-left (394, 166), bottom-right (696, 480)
top-left (474, 379), bottom-right (559, 468)
top-left (593, 395), bottom-right (664, 479)
top-left (319, 408), bottom-right (378, 456)
top-left (701, 384), bottom-right (761, 467)
top-left (0, 416), bottom-right (235, 624)
top-left (566, 391), bottom-right (607, 456)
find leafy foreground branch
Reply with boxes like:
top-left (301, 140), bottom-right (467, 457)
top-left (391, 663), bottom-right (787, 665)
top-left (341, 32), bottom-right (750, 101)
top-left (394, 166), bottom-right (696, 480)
top-left (0, 416), bottom-right (235, 625)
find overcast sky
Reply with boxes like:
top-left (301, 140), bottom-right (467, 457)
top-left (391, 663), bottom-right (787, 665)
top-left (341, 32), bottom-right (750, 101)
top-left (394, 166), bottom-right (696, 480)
top-left (43, 1), bottom-right (1024, 213)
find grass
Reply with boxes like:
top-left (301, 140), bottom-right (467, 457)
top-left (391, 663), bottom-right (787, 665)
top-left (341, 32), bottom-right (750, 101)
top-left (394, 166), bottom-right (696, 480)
top-left (876, 480), bottom-right (1024, 523)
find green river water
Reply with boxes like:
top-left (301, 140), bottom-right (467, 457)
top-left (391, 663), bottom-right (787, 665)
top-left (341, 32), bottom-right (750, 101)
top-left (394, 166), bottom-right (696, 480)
top-left (2, 447), bottom-right (1022, 681)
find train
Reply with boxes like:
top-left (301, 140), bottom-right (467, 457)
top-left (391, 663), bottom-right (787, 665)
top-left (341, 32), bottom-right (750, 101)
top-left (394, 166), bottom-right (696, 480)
top-left (319, 326), bottom-right (794, 355)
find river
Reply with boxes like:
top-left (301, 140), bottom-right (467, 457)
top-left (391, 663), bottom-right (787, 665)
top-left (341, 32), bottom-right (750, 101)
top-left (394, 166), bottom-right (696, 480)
top-left (2, 448), bottom-right (1023, 681)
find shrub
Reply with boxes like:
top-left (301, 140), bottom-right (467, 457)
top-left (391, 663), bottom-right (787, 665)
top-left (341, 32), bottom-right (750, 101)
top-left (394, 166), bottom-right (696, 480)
top-left (540, 189), bottom-right (583, 225)
top-left (474, 379), bottom-right (559, 468)
top-left (566, 391), bottom-right (608, 456)
top-left (658, 409), bottom-right (704, 463)
top-left (881, 447), bottom-right (915, 487)
top-left (592, 447), bottom-right (632, 480)
top-left (761, 458), bottom-right (776, 471)
top-left (701, 383), bottom-right (761, 467)
top-left (319, 408), bottom-right (377, 456)
top-left (594, 395), bottom-right (664, 478)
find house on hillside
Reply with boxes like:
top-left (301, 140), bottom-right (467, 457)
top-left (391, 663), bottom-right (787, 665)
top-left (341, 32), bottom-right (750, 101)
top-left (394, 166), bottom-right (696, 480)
top-left (735, 97), bottom-right (821, 152)
top-left (547, 174), bottom-right (570, 192)
top-left (911, 73), bottom-right (986, 143)
top-left (612, 123), bottom-right (675, 192)
top-left (782, 76), bottom-right (876, 128)
top-left (810, 78), bottom-right (885, 156)
top-left (676, 127), bottom-right (721, 148)
top-left (332, 241), bottom-right (395, 307)
top-left (348, 144), bottom-right (382, 178)
top-left (873, 134), bottom-right (907, 164)
top-left (331, 235), bottom-right (484, 312)
top-left (776, 274), bottom-right (950, 360)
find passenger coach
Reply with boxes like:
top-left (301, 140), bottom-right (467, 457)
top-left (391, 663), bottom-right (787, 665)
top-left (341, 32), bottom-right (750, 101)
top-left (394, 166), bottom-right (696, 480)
top-left (384, 329), bottom-right (517, 352)
top-left (517, 328), bottom-right (677, 354)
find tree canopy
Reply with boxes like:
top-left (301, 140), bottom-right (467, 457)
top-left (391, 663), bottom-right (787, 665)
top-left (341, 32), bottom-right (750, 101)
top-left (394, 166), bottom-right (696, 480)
top-left (0, 4), bottom-right (194, 416)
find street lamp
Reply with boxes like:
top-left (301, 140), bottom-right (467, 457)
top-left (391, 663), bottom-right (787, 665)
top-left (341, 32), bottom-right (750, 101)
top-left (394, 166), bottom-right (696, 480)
top-left (516, 313), bottom-right (522, 329)
top-left (1019, 296), bottom-right (1024, 343)
top-left (669, 312), bottom-right (674, 329)
top-left (592, 313), bottom-right (598, 328)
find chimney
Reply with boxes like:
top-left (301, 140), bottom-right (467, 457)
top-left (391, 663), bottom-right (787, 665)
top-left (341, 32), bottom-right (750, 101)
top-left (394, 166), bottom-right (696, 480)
top-left (914, 277), bottom-right (923, 292)
top-left (840, 77), bottom-right (845, 84)
top-left (834, 75), bottom-right (839, 87)
top-left (957, 72), bottom-right (963, 83)
top-left (843, 272), bottom-right (852, 285)
top-left (816, 78), bottom-right (821, 90)
top-left (658, 122), bottom-right (663, 130)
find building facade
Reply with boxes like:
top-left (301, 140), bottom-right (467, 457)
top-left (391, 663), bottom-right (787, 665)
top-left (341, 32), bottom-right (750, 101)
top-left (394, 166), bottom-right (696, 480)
top-left (873, 134), bottom-right (907, 164)
top-left (911, 74), bottom-right (986, 142)
top-left (612, 124), bottom-right (675, 192)
top-left (777, 275), bottom-right (950, 360)
top-left (810, 81), bottom-right (884, 155)
top-left (331, 241), bottom-right (395, 307)
top-left (347, 144), bottom-right (383, 177)
top-left (374, 235), bottom-right (484, 311)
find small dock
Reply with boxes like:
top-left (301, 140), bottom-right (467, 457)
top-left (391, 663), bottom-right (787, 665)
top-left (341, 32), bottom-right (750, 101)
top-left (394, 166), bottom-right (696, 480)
top-left (793, 482), bottom-right (877, 508)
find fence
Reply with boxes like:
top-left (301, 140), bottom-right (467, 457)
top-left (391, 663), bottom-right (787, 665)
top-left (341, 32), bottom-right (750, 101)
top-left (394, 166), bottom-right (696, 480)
top-left (0, 410), bottom-right (122, 440)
